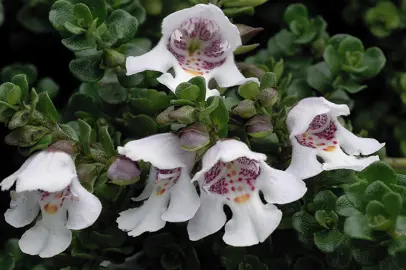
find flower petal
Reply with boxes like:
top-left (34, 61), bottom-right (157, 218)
top-left (162, 4), bottom-right (241, 51)
top-left (287, 97), bottom-right (349, 137)
top-left (65, 178), bottom-right (102, 230)
top-left (117, 191), bottom-right (170, 237)
top-left (118, 133), bottom-right (195, 170)
top-left (161, 170), bottom-right (200, 222)
top-left (157, 65), bottom-right (195, 93)
top-left (335, 121), bottom-right (385, 155)
top-left (319, 148), bottom-right (380, 171)
top-left (286, 139), bottom-right (323, 179)
top-left (133, 167), bottom-right (156, 201)
top-left (126, 39), bottom-right (173, 75)
top-left (257, 161), bottom-right (307, 204)
top-left (195, 139), bottom-right (266, 180)
top-left (19, 220), bottom-right (72, 258)
top-left (223, 195), bottom-right (282, 246)
top-left (5, 191), bottom-right (40, 228)
top-left (212, 55), bottom-right (259, 88)
top-left (16, 151), bottom-right (75, 193)
top-left (187, 193), bottom-right (226, 241)
top-left (0, 154), bottom-right (38, 191)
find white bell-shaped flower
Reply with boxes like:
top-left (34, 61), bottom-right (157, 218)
top-left (126, 4), bottom-right (258, 98)
top-left (1, 150), bottom-right (102, 258)
top-left (286, 97), bottom-right (385, 180)
top-left (187, 139), bottom-right (307, 246)
top-left (116, 133), bottom-right (200, 237)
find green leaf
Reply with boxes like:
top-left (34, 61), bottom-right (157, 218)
top-left (337, 36), bottom-right (364, 55)
top-left (223, 0), bottom-right (268, 8)
top-left (223, 7), bottom-right (255, 17)
top-left (99, 126), bottom-right (116, 157)
top-left (60, 124), bottom-right (79, 141)
top-left (359, 47), bottom-right (386, 79)
top-left (11, 74), bottom-right (29, 102)
top-left (336, 195), bottom-right (361, 217)
top-left (292, 210), bottom-right (322, 236)
top-left (344, 215), bottom-right (374, 240)
top-left (326, 244), bottom-right (352, 269)
top-left (0, 83), bottom-right (21, 105)
top-left (98, 82), bottom-right (128, 104)
top-left (189, 76), bottom-right (206, 102)
top-left (1, 63), bottom-right (38, 85)
top-left (123, 113), bottom-right (157, 138)
top-left (129, 88), bottom-right (171, 115)
top-left (345, 180), bottom-right (368, 210)
top-left (238, 81), bottom-right (260, 100)
top-left (365, 200), bottom-right (392, 230)
top-left (79, 0), bottom-right (107, 23)
top-left (210, 97), bottom-right (229, 137)
top-left (314, 230), bottom-right (344, 253)
top-left (306, 62), bottom-right (333, 92)
top-left (69, 53), bottom-right (104, 83)
top-left (19, 133), bottom-right (53, 156)
top-left (0, 254), bottom-right (15, 270)
top-left (36, 77), bottom-right (60, 100)
top-left (49, 0), bottom-right (74, 32)
top-left (334, 80), bottom-right (367, 94)
top-left (73, 3), bottom-right (93, 28)
top-left (284, 3), bottom-right (308, 24)
top-left (5, 125), bottom-right (49, 147)
top-left (62, 34), bottom-right (96, 52)
top-left (260, 72), bottom-right (277, 89)
top-left (238, 255), bottom-right (269, 270)
top-left (105, 10), bottom-right (138, 45)
top-left (78, 119), bottom-right (92, 155)
top-left (360, 161), bottom-right (396, 185)
top-left (143, 233), bottom-right (176, 258)
top-left (64, 21), bottom-right (86, 34)
top-left (313, 190), bottom-right (338, 211)
top-left (8, 111), bottom-right (30, 130)
top-left (37, 92), bottom-right (58, 122)
top-left (235, 44), bottom-right (260, 55)
top-left (118, 38), bottom-right (152, 57)
top-left (5, 239), bottom-right (23, 263)
top-left (364, 181), bottom-right (392, 202)
top-left (175, 82), bottom-right (200, 102)
top-left (267, 30), bottom-right (296, 58)
top-left (383, 192), bottom-right (402, 216)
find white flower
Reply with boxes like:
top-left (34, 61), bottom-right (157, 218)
top-left (1, 150), bottom-right (102, 258)
top-left (187, 139), bottom-right (307, 247)
top-left (125, 4), bottom-right (258, 98)
top-left (116, 133), bottom-right (200, 237)
top-left (286, 97), bottom-right (385, 180)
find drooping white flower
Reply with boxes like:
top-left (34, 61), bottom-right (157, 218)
top-left (126, 4), bottom-right (259, 98)
top-left (1, 149), bottom-right (102, 258)
top-left (187, 139), bottom-right (307, 246)
top-left (286, 97), bottom-right (385, 180)
top-left (116, 133), bottom-right (200, 237)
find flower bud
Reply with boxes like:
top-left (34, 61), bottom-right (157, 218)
top-left (245, 115), bottom-right (273, 138)
top-left (236, 24), bottom-right (264, 44)
top-left (232, 100), bottom-right (257, 118)
top-left (48, 140), bottom-right (75, 155)
top-left (157, 106), bottom-right (176, 124)
top-left (107, 156), bottom-right (141, 183)
top-left (178, 123), bottom-right (210, 151)
top-left (258, 88), bottom-right (278, 108)
top-left (169, 106), bottom-right (197, 124)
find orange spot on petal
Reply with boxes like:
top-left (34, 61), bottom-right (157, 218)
top-left (316, 143), bottom-right (326, 146)
top-left (184, 69), bottom-right (202, 76)
top-left (54, 192), bottom-right (63, 199)
top-left (234, 193), bottom-right (250, 204)
top-left (44, 203), bottom-right (58, 214)
top-left (323, 146), bottom-right (336, 152)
